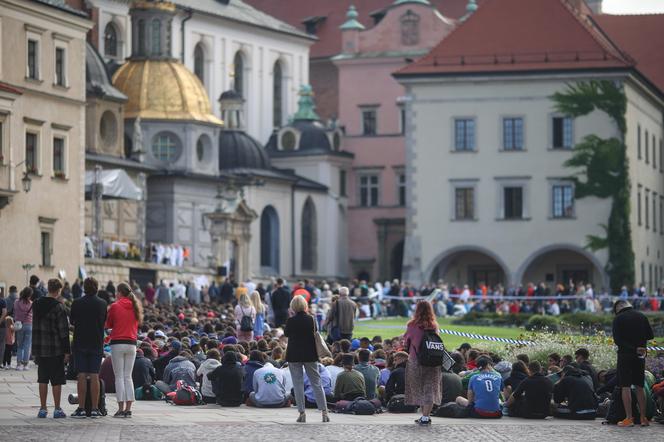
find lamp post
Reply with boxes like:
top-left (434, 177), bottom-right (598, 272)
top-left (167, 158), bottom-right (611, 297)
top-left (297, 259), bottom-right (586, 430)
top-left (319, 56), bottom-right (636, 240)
top-left (21, 263), bottom-right (35, 286)
top-left (21, 171), bottom-right (32, 193)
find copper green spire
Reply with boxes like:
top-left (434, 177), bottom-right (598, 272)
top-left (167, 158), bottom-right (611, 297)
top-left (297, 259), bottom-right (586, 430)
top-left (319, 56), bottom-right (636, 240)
top-left (340, 5), bottom-right (365, 30)
top-left (293, 85), bottom-right (320, 121)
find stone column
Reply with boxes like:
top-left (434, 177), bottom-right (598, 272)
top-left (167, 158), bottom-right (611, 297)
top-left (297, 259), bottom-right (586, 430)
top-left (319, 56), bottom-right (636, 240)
top-left (137, 172), bottom-right (147, 254)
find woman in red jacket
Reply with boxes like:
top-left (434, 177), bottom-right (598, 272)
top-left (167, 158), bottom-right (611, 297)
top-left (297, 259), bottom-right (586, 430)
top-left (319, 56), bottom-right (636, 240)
top-left (105, 282), bottom-right (143, 417)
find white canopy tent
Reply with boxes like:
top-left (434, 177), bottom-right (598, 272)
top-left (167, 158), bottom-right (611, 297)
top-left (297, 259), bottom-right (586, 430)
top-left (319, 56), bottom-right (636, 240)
top-left (85, 169), bottom-right (142, 200)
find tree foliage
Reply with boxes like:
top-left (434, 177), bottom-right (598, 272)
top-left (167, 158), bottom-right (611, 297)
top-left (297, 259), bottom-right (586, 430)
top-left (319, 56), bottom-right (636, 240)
top-left (551, 80), bottom-right (634, 291)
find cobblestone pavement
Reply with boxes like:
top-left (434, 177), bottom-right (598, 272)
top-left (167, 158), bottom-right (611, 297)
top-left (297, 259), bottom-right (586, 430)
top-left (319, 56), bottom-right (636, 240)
top-left (1, 366), bottom-right (663, 441)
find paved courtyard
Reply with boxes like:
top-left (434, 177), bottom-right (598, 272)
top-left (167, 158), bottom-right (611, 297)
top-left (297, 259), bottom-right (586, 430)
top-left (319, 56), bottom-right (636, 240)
top-left (0, 366), bottom-right (663, 442)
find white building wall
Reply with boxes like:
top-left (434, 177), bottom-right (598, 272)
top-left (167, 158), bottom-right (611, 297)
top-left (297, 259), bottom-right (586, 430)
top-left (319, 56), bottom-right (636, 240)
top-left (624, 81), bottom-right (664, 290)
top-left (402, 74), bottom-right (641, 288)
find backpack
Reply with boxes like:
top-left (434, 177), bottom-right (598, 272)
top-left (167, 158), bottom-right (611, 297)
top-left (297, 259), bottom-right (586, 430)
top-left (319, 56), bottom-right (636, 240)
top-left (341, 397), bottom-right (381, 415)
top-left (433, 402), bottom-right (470, 418)
top-left (135, 384), bottom-right (164, 401)
top-left (239, 307), bottom-right (254, 332)
top-left (84, 377), bottom-right (108, 416)
top-left (605, 387), bottom-right (643, 424)
top-left (167, 380), bottom-right (202, 406)
top-left (386, 394), bottom-right (418, 413)
top-left (417, 330), bottom-right (446, 367)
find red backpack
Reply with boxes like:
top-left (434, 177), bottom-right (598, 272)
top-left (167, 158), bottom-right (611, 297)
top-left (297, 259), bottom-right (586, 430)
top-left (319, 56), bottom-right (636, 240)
top-left (166, 380), bottom-right (202, 406)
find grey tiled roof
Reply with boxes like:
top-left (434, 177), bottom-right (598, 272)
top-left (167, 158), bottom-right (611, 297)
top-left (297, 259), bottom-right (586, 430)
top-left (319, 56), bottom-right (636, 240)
top-left (31, 0), bottom-right (88, 17)
top-left (175, 0), bottom-right (314, 40)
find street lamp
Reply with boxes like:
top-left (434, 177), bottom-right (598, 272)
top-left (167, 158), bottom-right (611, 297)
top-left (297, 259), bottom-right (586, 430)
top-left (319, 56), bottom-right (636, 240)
top-left (21, 263), bottom-right (35, 286)
top-left (21, 171), bottom-right (32, 193)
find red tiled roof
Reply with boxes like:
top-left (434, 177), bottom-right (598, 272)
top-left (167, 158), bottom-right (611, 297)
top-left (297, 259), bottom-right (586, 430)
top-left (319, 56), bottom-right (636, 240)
top-left (0, 82), bottom-right (22, 95)
top-left (244, 0), bottom-right (480, 58)
top-left (594, 14), bottom-right (664, 94)
top-left (396, 0), bottom-right (633, 77)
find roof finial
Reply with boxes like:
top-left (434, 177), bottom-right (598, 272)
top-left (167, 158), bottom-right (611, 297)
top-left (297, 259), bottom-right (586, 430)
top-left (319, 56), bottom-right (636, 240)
top-left (461, 0), bottom-right (478, 21)
top-left (292, 85), bottom-right (320, 121)
top-left (340, 5), bottom-right (365, 30)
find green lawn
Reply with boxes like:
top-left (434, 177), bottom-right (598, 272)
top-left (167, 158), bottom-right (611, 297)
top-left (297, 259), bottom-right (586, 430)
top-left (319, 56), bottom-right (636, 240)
top-left (353, 317), bottom-right (524, 350)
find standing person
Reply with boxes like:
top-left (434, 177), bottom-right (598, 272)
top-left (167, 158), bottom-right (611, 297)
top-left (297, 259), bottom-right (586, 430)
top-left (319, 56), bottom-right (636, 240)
top-left (325, 287), bottom-right (356, 341)
top-left (285, 296), bottom-right (329, 423)
top-left (106, 282), bottom-right (142, 418)
top-left (144, 283), bottom-right (156, 305)
top-left (32, 279), bottom-right (71, 418)
top-left (250, 291), bottom-right (265, 339)
top-left (0, 288), bottom-right (7, 366)
top-left (14, 287), bottom-right (34, 370)
top-left (3, 316), bottom-right (15, 369)
top-left (612, 299), bottom-right (654, 427)
top-left (29, 275), bottom-right (47, 301)
top-left (404, 301), bottom-right (442, 425)
top-left (70, 277), bottom-right (107, 418)
top-left (235, 293), bottom-right (256, 342)
top-left (156, 280), bottom-right (171, 306)
top-left (270, 278), bottom-right (291, 328)
top-left (5, 286), bottom-right (18, 315)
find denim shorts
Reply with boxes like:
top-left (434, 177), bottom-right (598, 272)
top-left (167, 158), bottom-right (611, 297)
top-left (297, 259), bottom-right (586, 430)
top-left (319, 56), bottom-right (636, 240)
top-left (74, 349), bottom-right (103, 374)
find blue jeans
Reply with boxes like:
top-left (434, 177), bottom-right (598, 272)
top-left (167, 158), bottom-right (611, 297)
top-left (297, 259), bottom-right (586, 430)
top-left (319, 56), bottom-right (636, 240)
top-left (16, 324), bottom-right (32, 365)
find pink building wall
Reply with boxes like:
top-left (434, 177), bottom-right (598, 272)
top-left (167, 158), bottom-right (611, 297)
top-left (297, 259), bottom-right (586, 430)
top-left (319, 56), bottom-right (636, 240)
top-left (336, 2), bottom-right (455, 281)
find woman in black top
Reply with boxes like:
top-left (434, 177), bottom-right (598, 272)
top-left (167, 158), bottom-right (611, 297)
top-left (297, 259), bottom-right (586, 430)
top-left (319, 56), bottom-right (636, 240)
top-left (285, 296), bottom-right (329, 423)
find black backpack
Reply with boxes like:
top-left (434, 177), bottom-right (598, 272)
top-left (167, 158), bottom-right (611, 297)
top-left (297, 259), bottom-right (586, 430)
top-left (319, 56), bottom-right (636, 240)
top-left (343, 397), bottom-right (379, 415)
top-left (239, 307), bottom-right (254, 332)
top-left (84, 377), bottom-right (107, 416)
top-left (387, 394), bottom-right (418, 413)
top-left (417, 330), bottom-right (446, 367)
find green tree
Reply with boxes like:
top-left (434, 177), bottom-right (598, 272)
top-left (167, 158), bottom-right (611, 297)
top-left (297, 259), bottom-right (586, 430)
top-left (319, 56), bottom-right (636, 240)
top-left (551, 80), bottom-right (634, 292)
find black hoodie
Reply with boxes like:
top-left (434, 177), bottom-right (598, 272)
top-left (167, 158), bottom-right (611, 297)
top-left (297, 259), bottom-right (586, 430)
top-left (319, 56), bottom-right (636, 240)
top-left (32, 296), bottom-right (70, 358)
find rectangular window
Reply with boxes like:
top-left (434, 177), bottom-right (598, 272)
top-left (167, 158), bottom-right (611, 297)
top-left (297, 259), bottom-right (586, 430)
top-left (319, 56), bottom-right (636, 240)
top-left (27, 39), bottom-right (39, 79)
top-left (552, 116), bottom-right (573, 149)
top-left (552, 184), bottom-right (574, 218)
top-left (454, 118), bottom-right (475, 151)
top-left (660, 139), bottom-right (663, 172)
top-left (653, 135), bottom-right (657, 170)
top-left (645, 189), bottom-right (650, 229)
top-left (503, 117), bottom-right (524, 150)
top-left (660, 196), bottom-right (663, 234)
top-left (503, 186), bottom-right (523, 219)
top-left (40, 231), bottom-right (51, 267)
top-left (359, 174), bottom-right (379, 207)
top-left (55, 47), bottom-right (65, 86)
top-left (454, 187), bottom-right (474, 220)
top-left (25, 132), bottom-right (37, 173)
top-left (362, 109), bottom-right (377, 136)
top-left (399, 106), bottom-right (406, 135)
top-left (397, 173), bottom-right (406, 206)
top-left (654, 192), bottom-right (658, 233)
top-left (53, 137), bottom-right (64, 174)
top-left (645, 130), bottom-right (649, 164)
top-left (638, 125), bottom-right (642, 159)
top-left (638, 185), bottom-right (642, 226)
top-left (0, 121), bottom-right (3, 160)
top-left (339, 170), bottom-right (347, 197)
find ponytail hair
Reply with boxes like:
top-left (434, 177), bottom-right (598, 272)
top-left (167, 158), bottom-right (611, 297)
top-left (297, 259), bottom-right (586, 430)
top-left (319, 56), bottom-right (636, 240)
top-left (117, 282), bottom-right (143, 324)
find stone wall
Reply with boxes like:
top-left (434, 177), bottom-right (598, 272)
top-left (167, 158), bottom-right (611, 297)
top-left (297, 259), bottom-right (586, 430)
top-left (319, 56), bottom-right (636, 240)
top-left (84, 258), bottom-right (216, 285)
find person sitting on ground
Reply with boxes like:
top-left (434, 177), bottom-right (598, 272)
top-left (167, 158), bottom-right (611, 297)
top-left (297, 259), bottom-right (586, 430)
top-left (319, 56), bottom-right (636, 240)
top-left (505, 361), bottom-right (553, 419)
top-left (208, 351), bottom-right (244, 407)
top-left (243, 350), bottom-right (265, 397)
top-left (574, 348), bottom-right (599, 391)
top-left (197, 349), bottom-right (221, 403)
top-left (503, 360), bottom-right (529, 399)
top-left (354, 349), bottom-right (380, 400)
top-left (441, 362), bottom-right (464, 405)
top-left (547, 366), bottom-right (562, 384)
top-left (384, 351), bottom-right (408, 403)
top-left (303, 363), bottom-right (334, 407)
top-left (327, 354), bottom-right (344, 390)
top-left (547, 353), bottom-right (561, 369)
top-left (552, 365), bottom-right (598, 420)
top-left (333, 354), bottom-right (366, 401)
top-left (248, 359), bottom-right (290, 407)
top-left (132, 348), bottom-right (155, 392)
top-left (456, 356), bottom-right (502, 418)
top-left (154, 339), bottom-right (181, 380)
top-left (466, 349), bottom-right (480, 370)
top-left (157, 351), bottom-right (197, 393)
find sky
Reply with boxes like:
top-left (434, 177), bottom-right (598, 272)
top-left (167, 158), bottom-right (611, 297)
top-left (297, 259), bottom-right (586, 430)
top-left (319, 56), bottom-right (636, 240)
top-left (602, 0), bottom-right (664, 13)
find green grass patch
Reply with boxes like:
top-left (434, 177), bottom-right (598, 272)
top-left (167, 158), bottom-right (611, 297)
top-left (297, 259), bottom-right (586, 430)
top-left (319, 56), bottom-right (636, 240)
top-left (353, 317), bottom-right (524, 350)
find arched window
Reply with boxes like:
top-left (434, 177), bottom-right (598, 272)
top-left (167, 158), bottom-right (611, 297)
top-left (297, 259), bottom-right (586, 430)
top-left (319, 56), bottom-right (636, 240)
top-left (273, 61), bottom-right (283, 128)
top-left (194, 43), bottom-right (205, 84)
top-left (104, 23), bottom-right (118, 57)
top-left (151, 19), bottom-right (161, 55)
top-left (301, 197), bottom-right (317, 272)
top-left (233, 51), bottom-right (244, 97)
top-left (260, 206), bottom-right (280, 272)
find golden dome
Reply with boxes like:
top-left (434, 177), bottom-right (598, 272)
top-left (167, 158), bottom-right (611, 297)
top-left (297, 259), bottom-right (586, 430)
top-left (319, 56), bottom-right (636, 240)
top-left (112, 59), bottom-right (223, 125)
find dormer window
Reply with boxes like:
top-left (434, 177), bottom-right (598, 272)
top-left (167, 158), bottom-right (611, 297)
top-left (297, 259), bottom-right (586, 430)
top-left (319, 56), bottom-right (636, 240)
top-left (280, 130), bottom-right (297, 151)
top-left (400, 10), bottom-right (420, 46)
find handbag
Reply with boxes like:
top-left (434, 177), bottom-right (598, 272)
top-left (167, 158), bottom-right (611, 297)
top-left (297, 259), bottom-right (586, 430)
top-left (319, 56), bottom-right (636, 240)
top-left (313, 318), bottom-right (332, 359)
top-left (14, 321), bottom-right (23, 331)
